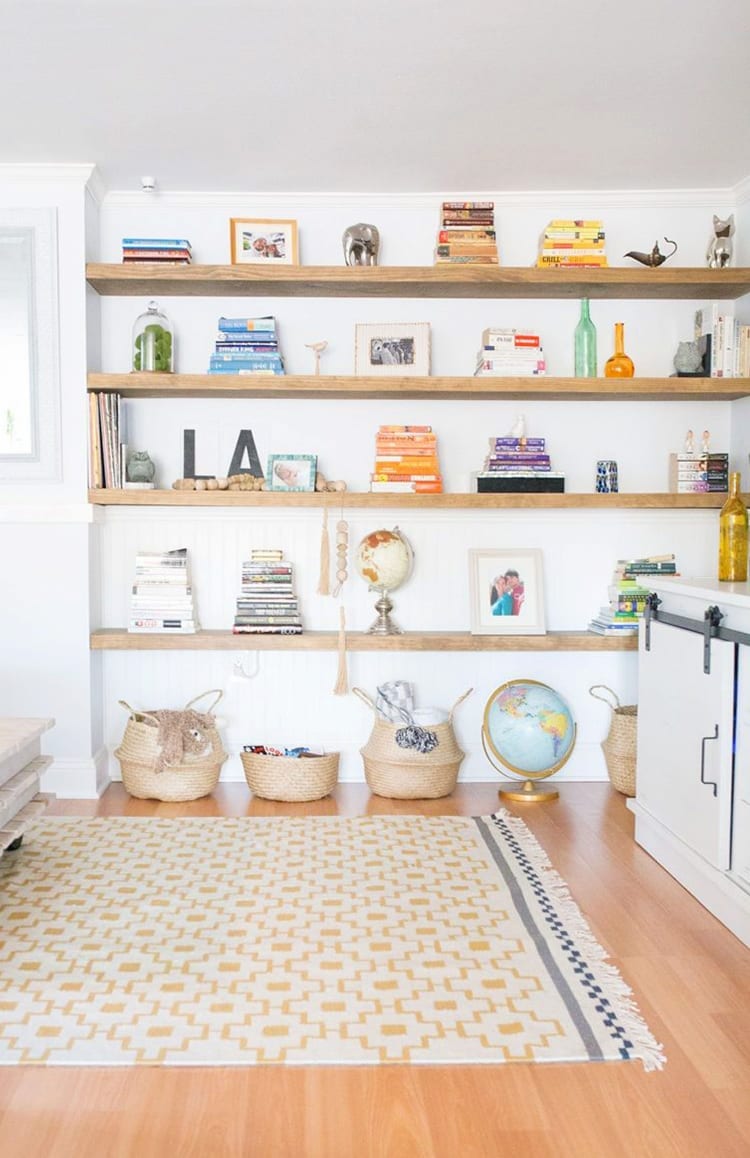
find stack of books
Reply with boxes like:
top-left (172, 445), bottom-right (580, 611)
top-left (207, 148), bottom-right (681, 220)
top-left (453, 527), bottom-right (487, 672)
top-left (695, 305), bottom-right (750, 378)
top-left (233, 549), bottom-right (303, 635)
top-left (208, 316), bottom-right (285, 375)
top-left (128, 548), bottom-right (197, 634)
top-left (669, 450), bottom-right (729, 493)
top-left (434, 201), bottom-right (498, 265)
top-left (369, 425), bottom-right (443, 493)
top-left (88, 391), bottom-right (124, 488)
top-left (121, 238), bottom-right (192, 265)
top-left (536, 220), bottom-right (607, 268)
top-left (473, 435), bottom-right (565, 493)
top-left (588, 554), bottom-right (678, 636)
top-left (474, 327), bottom-right (546, 376)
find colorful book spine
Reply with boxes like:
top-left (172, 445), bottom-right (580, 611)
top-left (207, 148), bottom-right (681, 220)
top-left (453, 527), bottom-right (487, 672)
top-left (218, 317), bottom-right (277, 332)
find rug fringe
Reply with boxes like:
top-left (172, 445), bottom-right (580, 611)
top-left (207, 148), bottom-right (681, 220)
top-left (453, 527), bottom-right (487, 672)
top-left (490, 809), bottom-right (666, 1072)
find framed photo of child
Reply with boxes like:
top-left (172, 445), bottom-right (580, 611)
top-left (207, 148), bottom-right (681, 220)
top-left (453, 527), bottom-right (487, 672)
top-left (468, 548), bottom-right (546, 635)
top-left (230, 219), bottom-right (299, 265)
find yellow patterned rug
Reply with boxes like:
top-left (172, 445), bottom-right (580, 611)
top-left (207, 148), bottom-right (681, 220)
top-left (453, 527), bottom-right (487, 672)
top-left (0, 813), bottom-right (664, 1069)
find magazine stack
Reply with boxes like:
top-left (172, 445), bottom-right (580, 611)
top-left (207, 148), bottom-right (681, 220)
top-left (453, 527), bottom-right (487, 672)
top-left (434, 202), bottom-right (498, 265)
top-left (128, 548), bottom-right (197, 634)
top-left (209, 316), bottom-right (285, 375)
top-left (233, 549), bottom-right (303, 635)
top-left (474, 327), bottom-right (546, 376)
top-left (369, 425), bottom-right (443, 493)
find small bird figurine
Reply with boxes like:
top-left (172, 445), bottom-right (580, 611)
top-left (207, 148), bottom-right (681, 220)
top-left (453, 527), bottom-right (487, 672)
top-left (508, 414), bottom-right (527, 438)
top-left (305, 340), bottom-right (328, 375)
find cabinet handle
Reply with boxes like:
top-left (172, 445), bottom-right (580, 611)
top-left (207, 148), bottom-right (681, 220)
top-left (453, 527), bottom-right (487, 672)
top-left (700, 725), bottom-right (719, 797)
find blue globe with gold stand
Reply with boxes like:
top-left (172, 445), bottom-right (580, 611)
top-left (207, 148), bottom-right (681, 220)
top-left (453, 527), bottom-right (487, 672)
top-left (482, 679), bottom-right (577, 801)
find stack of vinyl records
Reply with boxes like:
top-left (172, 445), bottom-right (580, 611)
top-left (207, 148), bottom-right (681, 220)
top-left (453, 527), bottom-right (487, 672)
top-left (209, 316), bottom-right (285, 375)
top-left (121, 238), bottom-right (192, 264)
top-left (233, 549), bottom-right (303, 634)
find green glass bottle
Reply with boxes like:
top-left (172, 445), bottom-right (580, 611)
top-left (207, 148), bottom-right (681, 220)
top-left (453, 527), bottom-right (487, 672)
top-left (574, 298), bottom-right (597, 377)
top-left (718, 471), bottom-right (748, 582)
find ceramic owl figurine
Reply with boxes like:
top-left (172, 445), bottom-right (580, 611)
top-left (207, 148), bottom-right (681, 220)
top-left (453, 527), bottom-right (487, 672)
top-left (127, 451), bottom-right (156, 483)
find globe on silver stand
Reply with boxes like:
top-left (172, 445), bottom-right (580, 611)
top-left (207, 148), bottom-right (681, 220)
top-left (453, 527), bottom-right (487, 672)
top-left (367, 588), bottom-right (402, 635)
top-left (354, 527), bottom-right (414, 638)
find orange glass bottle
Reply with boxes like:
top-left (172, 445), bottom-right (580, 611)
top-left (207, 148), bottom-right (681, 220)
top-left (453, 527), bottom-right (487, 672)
top-left (604, 322), bottom-right (635, 377)
top-left (718, 471), bottom-right (748, 582)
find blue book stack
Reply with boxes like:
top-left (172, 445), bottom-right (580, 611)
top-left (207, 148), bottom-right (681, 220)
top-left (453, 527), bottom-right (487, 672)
top-left (208, 316), bottom-right (285, 375)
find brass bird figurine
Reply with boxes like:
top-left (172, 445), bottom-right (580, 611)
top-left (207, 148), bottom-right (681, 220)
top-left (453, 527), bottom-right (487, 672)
top-left (624, 238), bottom-right (678, 267)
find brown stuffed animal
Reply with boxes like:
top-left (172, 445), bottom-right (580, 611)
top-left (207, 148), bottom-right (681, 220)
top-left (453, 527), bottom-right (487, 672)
top-left (145, 708), bottom-right (217, 772)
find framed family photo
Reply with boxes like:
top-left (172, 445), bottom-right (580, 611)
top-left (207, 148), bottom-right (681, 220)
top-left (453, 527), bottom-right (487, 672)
top-left (468, 548), bottom-right (546, 635)
top-left (354, 322), bottom-right (430, 376)
top-left (266, 453), bottom-right (317, 492)
top-left (229, 218), bottom-right (299, 265)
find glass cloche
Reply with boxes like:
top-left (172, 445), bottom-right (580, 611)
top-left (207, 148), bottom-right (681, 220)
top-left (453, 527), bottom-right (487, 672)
top-left (132, 300), bottom-right (174, 372)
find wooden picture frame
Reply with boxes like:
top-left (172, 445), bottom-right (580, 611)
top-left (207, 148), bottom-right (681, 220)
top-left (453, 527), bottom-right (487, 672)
top-left (468, 548), bottom-right (546, 635)
top-left (266, 453), bottom-right (317, 492)
top-left (354, 322), bottom-right (430, 376)
top-left (229, 218), bottom-right (299, 265)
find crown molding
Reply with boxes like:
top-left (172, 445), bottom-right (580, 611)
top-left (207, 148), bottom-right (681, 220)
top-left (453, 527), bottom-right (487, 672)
top-left (0, 163), bottom-right (98, 188)
top-left (101, 186), bottom-right (739, 212)
top-left (733, 174), bottom-right (750, 207)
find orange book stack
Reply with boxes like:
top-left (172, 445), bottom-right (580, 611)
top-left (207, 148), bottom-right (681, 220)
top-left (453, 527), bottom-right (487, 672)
top-left (369, 425), bottom-right (443, 493)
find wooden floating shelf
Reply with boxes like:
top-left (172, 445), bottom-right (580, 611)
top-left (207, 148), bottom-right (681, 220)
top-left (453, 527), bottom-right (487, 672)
top-left (88, 489), bottom-right (732, 510)
top-left (87, 373), bottom-right (750, 403)
top-left (90, 629), bottom-right (637, 652)
top-left (85, 263), bottom-right (750, 300)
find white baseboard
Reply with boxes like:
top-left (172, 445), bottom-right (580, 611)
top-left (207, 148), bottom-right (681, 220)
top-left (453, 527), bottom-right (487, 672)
top-left (41, 747), bottom-right (111, 799)
top-left (628, 800), bottom-right (750, 947)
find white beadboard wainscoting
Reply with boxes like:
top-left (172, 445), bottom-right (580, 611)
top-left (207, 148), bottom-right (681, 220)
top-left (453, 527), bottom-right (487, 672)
top-left (95, 505), bottom-right (716, 785)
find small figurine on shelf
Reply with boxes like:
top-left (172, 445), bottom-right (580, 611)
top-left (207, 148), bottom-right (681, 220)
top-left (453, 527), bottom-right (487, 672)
top-left (508, 414), bottom-right (527, 438)
top-left (685, 429), bottom-right (695, 454)
top-left (701, 429), bottom-right (711, 454)
top-left (125, 451), bottom-right (156, 489)
top-left (343, 223), bottom-right (380, 266)
top-left (706, 214), bottom-right (735, 268)
top-left (305, 340), bottom-right (328, 375)
top-left (623, 238), bottom-right (678, 267)
top-left (673, 340), bottom-right (703, 376)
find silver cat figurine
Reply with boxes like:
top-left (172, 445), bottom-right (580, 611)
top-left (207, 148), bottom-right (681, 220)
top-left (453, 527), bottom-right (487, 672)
top-left (706, 214), bottom-right (734, 268)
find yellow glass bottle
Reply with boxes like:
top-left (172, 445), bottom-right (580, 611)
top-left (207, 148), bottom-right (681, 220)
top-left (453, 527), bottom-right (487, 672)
top-left (604, 321), bottom-right (635, 377)
top-left (718, 471), bottom-right (748, 582)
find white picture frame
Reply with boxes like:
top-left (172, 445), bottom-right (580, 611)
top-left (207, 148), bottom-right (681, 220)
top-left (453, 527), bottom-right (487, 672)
top-left (468, 548), bottom-right (546, 635)
top-left (354, 322), bottom-right (430, 376)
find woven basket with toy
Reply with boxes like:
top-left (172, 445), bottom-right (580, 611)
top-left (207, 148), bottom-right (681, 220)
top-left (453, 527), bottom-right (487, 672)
top-left (115, 689), bottom-right (227, 801)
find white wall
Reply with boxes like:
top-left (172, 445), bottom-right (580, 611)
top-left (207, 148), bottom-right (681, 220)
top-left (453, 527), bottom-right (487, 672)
top-left (0, 167), bottom-right (103, 795)
top-left (92, 189), bottom-right (745, 788)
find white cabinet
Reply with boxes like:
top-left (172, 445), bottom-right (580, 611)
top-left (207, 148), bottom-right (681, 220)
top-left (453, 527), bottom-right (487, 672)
top-left (628, 577), bottom-right (750, 946)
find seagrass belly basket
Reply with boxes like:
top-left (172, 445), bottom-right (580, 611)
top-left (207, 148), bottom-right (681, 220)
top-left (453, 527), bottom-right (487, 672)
top-left (353, 687), bottom-right (472, 799)
top-left (115, 689), bottom-right (227, 802)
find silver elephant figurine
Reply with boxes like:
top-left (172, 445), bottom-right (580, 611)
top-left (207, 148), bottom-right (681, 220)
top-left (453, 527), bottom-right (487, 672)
top-left (343, 222), bottom-right (380, 266)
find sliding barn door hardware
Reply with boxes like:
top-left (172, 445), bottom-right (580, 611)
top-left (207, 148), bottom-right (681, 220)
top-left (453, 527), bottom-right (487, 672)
top-left (644, 594), bottom-right (750, 673)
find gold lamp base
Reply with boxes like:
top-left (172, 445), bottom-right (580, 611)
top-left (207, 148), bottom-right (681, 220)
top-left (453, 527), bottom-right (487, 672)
top-left (498, 779), bottom-right (559, 802)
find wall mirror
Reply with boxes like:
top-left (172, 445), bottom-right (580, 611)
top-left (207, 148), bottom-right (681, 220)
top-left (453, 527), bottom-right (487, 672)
top-left (0, 208), bottom-right (60, 481)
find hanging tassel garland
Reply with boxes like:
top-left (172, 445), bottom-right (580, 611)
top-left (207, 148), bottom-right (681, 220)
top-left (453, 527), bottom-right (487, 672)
top-left (333, 605), bottom-right (349, 695)
top-left (332, 517), bottom-right (349, 694)
top-left (317, 506), bottom-right (331, 595)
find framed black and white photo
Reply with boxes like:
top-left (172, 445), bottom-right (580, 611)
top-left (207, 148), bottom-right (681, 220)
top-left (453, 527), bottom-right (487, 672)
top-left (468, 548), bottom-right (546, 635)
top-left (354, 322), bottom-right (430, 376)
top-left (266, 453), bottom-right (317, 492)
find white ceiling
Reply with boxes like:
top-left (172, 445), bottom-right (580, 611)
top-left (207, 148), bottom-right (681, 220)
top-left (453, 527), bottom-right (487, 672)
top-left (3, 0), bottom-right (750, 194)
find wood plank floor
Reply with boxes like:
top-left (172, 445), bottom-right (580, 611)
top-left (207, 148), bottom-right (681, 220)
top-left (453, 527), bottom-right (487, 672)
top-left (2, 782), bottom-right (749, 1158)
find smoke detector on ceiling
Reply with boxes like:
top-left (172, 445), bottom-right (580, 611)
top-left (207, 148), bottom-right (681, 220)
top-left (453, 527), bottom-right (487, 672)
top-left (140, 176), bottom-right (156, 192)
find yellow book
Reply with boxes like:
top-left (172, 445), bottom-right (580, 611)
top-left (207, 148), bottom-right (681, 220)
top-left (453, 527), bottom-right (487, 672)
top-left (547, 219), bottom-right (603, 228)
top-left (536, 256), bottom-right (609, 267)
